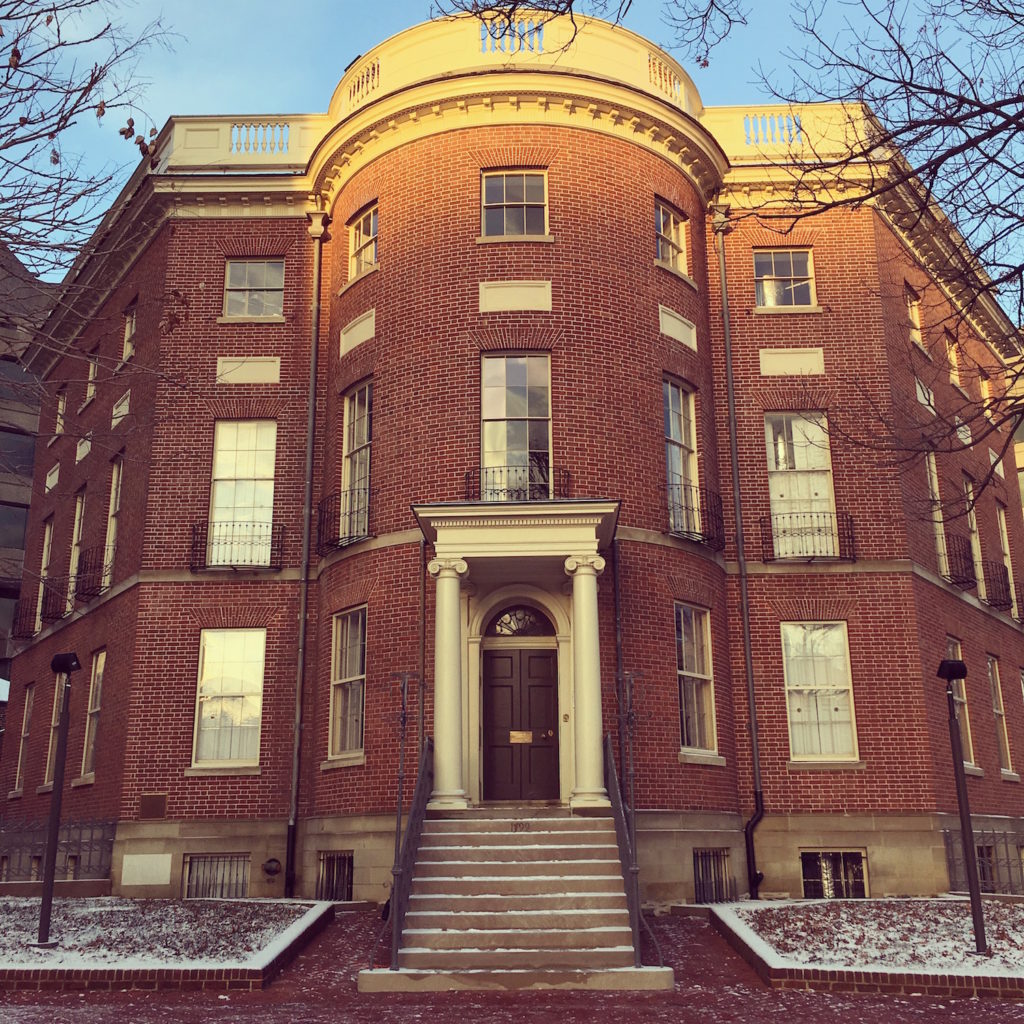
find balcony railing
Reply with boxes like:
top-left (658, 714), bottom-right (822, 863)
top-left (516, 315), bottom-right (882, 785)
top-left (982, 561), bottom-right (1015, 611)
top-left (76, 545), bottom-right (115, 600)
top-left (942, 532), bottom-right (977, 589)
top-left (317, 487), bottom-right (371, 555)
top-left (10, 598), bottom-right (39, 640)
top-left (464, 464), bottom-right (572, 502)
top-left (666, 483), bottom-right (726, 551)
top-left (40, 575), bottom-right (69, 622)
top-left (190, 521), bottom-right (285, 571)
top-left (760, 511), bottom-right (856, 562)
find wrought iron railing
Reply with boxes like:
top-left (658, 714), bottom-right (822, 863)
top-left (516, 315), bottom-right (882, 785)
top-left (39, 575), bottom-right (69, 622)
top-left (943, 532), bottom-right (977, 589)
top-left (190, 521), bottom-right (285, 571)
top-left (604, 732), bottom-right (641, 967)
top-left (10, 598), bottom-right (39, 640)
top-left (464, 464), bottom-right (572, 502)
top-left (76, 545), bottom-right (115, 600)
top-left (981, 561), bottom-right (1014, 611)
top-left (316, 487), bottom-right (371, 555)
top-left (0, 819), bottom-right (115, 880)
top-left (944, 826), bottom-right (1024, 895)
top-left (760, 511), bottom-right (856, 561)
top-left (666, 483), bottom-right (726, 551)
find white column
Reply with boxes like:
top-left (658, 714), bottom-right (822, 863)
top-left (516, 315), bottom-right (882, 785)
top-left (565, 554), bottom-right (609, 808)
top-left (427, 557), bottom-right (469, 808)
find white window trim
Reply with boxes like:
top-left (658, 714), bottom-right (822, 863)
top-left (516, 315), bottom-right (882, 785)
top-left (349, 203), bottom-right (378, 280)
top-left (122, 302), bottom-right (137, 363)
top-left (916, 377), bottom-right (936, 414)
top-left (664, 379), bottom-right (701, 537)
top-left (947, 637), bottom-right (973, 765)
top-left (12, 684), bottom-right (34, 794)
top-left (79, 354), bottom-right (97, 411)
top-left (926, 453), bottom-right (949, 579)
top-left (964, 477), bottom-right (987, 601)
top-left (753, 248), bottom-right (817, 310)
top-left (44, 675), bottom-right (63, 786)
top-left (66, 491), bottom-right (85, 613)
top-left (906, 285), bottom-right (924, 350)
top-left (102, 455), bottom-right (122, 591)
top-left (989, 655), bottom-right (1013, 773)
top-left (997, 503), bottom-right (1018, 618)
top-left (329, 607), bottom-right (367, 761)
top-left (34, 518), bottom-right (53, 634)
top-left (220, 259), bottom-right (285, 321)
top-left (340, 383), bottom-right (372, 543)
top-left (480, 169), bottom-right (549, 239)
top-left (80, 649), bottom-right (106, 778)
top-left (655, 198), bottom-right (688, 277)
top-left (676, 602), bottom-right (717, 755)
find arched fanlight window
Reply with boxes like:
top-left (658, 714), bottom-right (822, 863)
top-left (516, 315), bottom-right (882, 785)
top-left (485, 605), bottom-right (555, 637)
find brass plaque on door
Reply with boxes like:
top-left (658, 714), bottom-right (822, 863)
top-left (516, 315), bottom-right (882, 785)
top-left (509, 730), bottom-right (533, 744)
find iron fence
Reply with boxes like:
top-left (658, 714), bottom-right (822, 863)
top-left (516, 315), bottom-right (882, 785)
top-left (944, 827), bottom-right (1024, 895)
top-left (0, 819), bottom-right (115, 881)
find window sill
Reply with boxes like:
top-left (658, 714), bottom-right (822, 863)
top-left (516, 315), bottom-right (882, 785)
top-left (215, 315), bottom-right (286, 325)
top-left (338, 263), bottom-right (379, 296)
top-left (36, 783), bottom-right (53, 794)
top-left (953, 382), bottom-right (970, 399)
top-left (47, 434), bottom-right (61, 447)
top-left (7, 789), bottom-right (23, 800)
top-left (677, 749), bottom-right (726, 767)
top-left (71, 774), bottom-right (95, 788)
top-left (654, 260), bottom-right (697, 291)
top-left (321, 751), bottom-right (366, 770)
top-left (787, 759), bottom-right (865, 771)
top-left (475, 234), bottom-right (554, 244)
top-left (964, 763), bottom-right (985, 777)
top-left (911, 339), bottom-right (932, 359)
top-left (1001, 769), bottom-right (1021, 783)
top-left (77, 397), bottom-right (94, 414)
top-left (184, 765), bottom-right (261, 777)
top-left (752, 304), bottom-right (823, 315)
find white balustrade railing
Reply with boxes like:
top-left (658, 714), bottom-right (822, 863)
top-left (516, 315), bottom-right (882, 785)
top-left (480, 17), bottom-right (544, 54)
top-left (348, 57), bottom-right (381, 107)
top-left (648, 53), bottom-right (683, 108)
top-left (230, 121), bottom-right (290, 155)
top-left (743, 112), bottom-right (804, 147)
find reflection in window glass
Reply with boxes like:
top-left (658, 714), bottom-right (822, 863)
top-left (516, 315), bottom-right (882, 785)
top-left (482, 172), bottom-right (546, 236)
top-left (754, 249), bottom-right (813, 306)
top-left (194, 628), bottom-right (265, 764)
top-left (0, 430), bottom-right (34, 475)
top-left (0, 503), bottom-right (28, 548)
top-left (222, 260), bottom-right (285, 317)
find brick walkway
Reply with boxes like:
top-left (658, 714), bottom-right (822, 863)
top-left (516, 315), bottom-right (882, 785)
top-left (3, 910), bottom-right (1024, 1023)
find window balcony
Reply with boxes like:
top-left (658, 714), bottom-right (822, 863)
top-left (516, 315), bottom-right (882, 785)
top-left (76, 545), bottom-right (115, 600)
top-left (190, 521), bottom-right (285, 571)
top-left (981, 560), bottom-right (1014, 611)
top-left (760, 511), bottom-right (856, 562)
top-left (942, 532), bottom-right (977, 590)
top-left (316, 487), bottom-right (372, 555)
top-left (10, 598), bottom-right (39, 640)
top-left (40, 575), bottom-right (70, 623)
top-left (665, 483), bottom-right (725, 551)
top-left (464, 464), bottom-right (572, 502)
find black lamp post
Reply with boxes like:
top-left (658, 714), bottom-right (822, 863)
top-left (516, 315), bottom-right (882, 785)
top-left (34, 651), bottom-right (81, 948)
top-left (937, 658), bottom-right (987, 955)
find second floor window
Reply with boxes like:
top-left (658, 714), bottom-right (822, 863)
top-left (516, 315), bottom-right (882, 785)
top-left (754, 249), bottom-right (813, 307)
top-left (330, 607), bottom-right (367, 758)
top-left (66, 491), bottom-right (85, 613)
top-left (349, 205), bottom-right (378, 278)
top-left (81, 649), bottom-right (106, 777)
top-left (102, 455), bottom-right (123, 591)
top-left (989, 655), bottom-right (1012, 772)
top-left (676, 603), bottom-right (715, 752)
top-left (963, 476), bottom-right (986, 601)
top-left (482, 171), bottom-right (546, 237)
top-left (905, 285), bottom-right (923, 347)
top-left (655, 200), bottom-right (687, 274)
top-left (947, 637), bottom-right (973, 765)
top-left (664, 379), bottom-right (699, 536)
top-left (223, 260), bottom-right (284, 318)
top-left (123, 302), bottom-right (137, 362)
top-left (925, 452), bottom-right (949, 578)
top-left (341, 383), bottom-right (372, 542)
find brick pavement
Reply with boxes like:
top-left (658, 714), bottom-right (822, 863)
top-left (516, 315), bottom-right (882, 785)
top-left (3, 909), bottom-right (1024, 1023)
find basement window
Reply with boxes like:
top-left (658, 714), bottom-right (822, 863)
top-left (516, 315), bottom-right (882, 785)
top-left (800, 850), bottom-right (867, 899)
top-left (182, 853), bottom-right (250, 899)
top-left (316, 851), bottom-right (354, 901)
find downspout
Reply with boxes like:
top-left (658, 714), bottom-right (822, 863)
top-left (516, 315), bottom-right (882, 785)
top-left (613, 538), bottom-right (625, 774)
top-left (713, 207), bottom-right (764, 899)
top-left (419, 538), bottom-right (427, 752)
top-left (285, 208), bottom-right (330, 898)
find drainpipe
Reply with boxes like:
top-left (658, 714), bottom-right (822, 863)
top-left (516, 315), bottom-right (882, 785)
top-left (612, 538), bottom-right (625, 774)
top-left (713, 206), bottom-right (764, 899)
top-left (419, 537), bottom-right (427, 752)
top-left (285, 208), bottom-right (331, 898)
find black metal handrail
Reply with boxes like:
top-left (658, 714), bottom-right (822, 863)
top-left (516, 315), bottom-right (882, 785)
top-left (40, 575), bottom-right (69, 622)
top-left (982, 560), bottom-right (1014, 611)
top-left (316, 487), bottom-right (371, 555)
top-left (76, 545), bottom-right (115, 600)
top-left (464, 463), bottom-right (572, 502)
top-left (190, 521), bottom-right (285, 571)
top-left (943, 532), bottom-right (977, 589)
top-left (604, 732), bottom-right (641, 968)
top-left (760, 511), bottom-right (856, 562)
top-left (665, 483), bottom-right (726, 551)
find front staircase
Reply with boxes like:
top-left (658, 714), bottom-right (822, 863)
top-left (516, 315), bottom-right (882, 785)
top-left (358, 807), bottom-right (674, 992)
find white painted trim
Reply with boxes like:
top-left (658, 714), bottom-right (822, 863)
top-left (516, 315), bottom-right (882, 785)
top-left (341, 308), bottom-right (376, 356)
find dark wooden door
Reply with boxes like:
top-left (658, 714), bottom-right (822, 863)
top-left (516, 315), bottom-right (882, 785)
top-left (482, 648), bottom-right (559, 800)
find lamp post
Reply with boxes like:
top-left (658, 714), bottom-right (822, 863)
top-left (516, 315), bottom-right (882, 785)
top-left (937, 658), bottom-right (987, 955)
top-left (34, 651), bottom-right (81, 948)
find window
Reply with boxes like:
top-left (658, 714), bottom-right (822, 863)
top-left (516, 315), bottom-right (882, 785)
top-left (316, 851), bottom-right (354, 900)
top-left (33, 517), bottom-right (53, 633)
top-left (997, 503), bottom-right (1019, 617)
top-left (0, 429), bottom-right (34, 476)
top-left (925, 453), bottom-right (949, 577)
top-left (989, 654), bottom-right (1012, 772)
top-left (208, 420), bottom-right (277, 567)
top-left (0, 358), bottom-right (32, 403)
top-left (481, 171), bottom-right (546, 237)
top-left (340, 383), bottom-right (372, 543)
top-left (222, 259), bottom-right (284, 318)
top-left (44, 463), bottom-right (58, 493)
top-left (945, 331), bottom-right (961, 388)
top-left (76, 433), bottom-right (92, 464)
top-left (801, 851), bottom-right (866, 899)
top-left (44, 673), bottom-right (64, 785)
top-left (112, 390), bottom-right (130, 429)
top-left (66, 491), bottom-right (85, 613)
top-left (193, 628), bottom-right (265, 766)
top-left (991, 449), bottom-right (1005, 479)
top-left (964, 477), bottom-right (986, 601)
top-left (81, 649), bottom-right (105, 777)
top-left (182, 854), bottom-right (249, 899)
top-left (122, 302), bottom-right (137, 362)
top-left (330, 607), bottom-right (366, 758)
top-left (54, 389), bottom-right (66, 437)
top-left (781, 621), bottom-right (857, 760)
top-left (765, 413), bottom-right (839, 558)
top-left (676, 603), bottom-right (715, 752)
top-left (83, 353), bottom-right (97, 407)
top-left (981, 378), bottom-right (997, 422)
top-left (753, 249), bottom-right (814, 307)
top-left (664, 380), bottom-right (699, 536)
top-left (947, 637), bottom-right (973, 764)
top-left (0, 502), bottom-right (28, 549)
top-left (349, 205), bottom-right (378, 278)
top-left (655, 200), bottom-right (687, 274)
top-left (13, 685), bottom-right (34, 792)
top-left (955, 417), bottom-right (972, 444)
top-left (481, 354), bottom-right (551, 500)
top-left (102, 455), bottom-right (122, 590)
top-left (915, 377), bottom-right (936, 414)
top-left (905, 285), bottom-right (923, 348)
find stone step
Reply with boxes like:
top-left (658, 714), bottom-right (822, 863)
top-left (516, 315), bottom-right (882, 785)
top-left (358, 966), bottom-right (676, 993)
top-left (406, 907), bottom-right (629, 930)
top-left (415, 858), bottom-right (619, 878)
top-left (403, 926), bottom-right (634, 950)
top-left (421, 828), bottom-right (618, 846)
top-left (417, 843), bottom-right (620, 862)
top-left (408, 892), bottom-right (628, 912)
top-left (397, 946), bottom-right (637, 970)
top-left (423, 815), bottom-right (612, 832)
top-left (411, 875), bottom-right (625, 896)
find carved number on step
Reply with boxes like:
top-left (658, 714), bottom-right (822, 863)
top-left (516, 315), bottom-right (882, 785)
top-left (511, 821), bottom-right (531, 833)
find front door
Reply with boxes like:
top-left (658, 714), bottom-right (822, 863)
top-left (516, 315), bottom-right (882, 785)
top-left (482, 648), bottom-right (558, 800)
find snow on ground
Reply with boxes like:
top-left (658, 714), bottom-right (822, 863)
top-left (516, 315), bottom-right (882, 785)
top-left (728, 897), bottom-right (1024, 975)
top-left (0, 897), bottom-right (314, 969)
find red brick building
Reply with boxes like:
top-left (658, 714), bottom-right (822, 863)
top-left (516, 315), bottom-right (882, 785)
top-left (2, 13), bottom-right (1023, 908)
